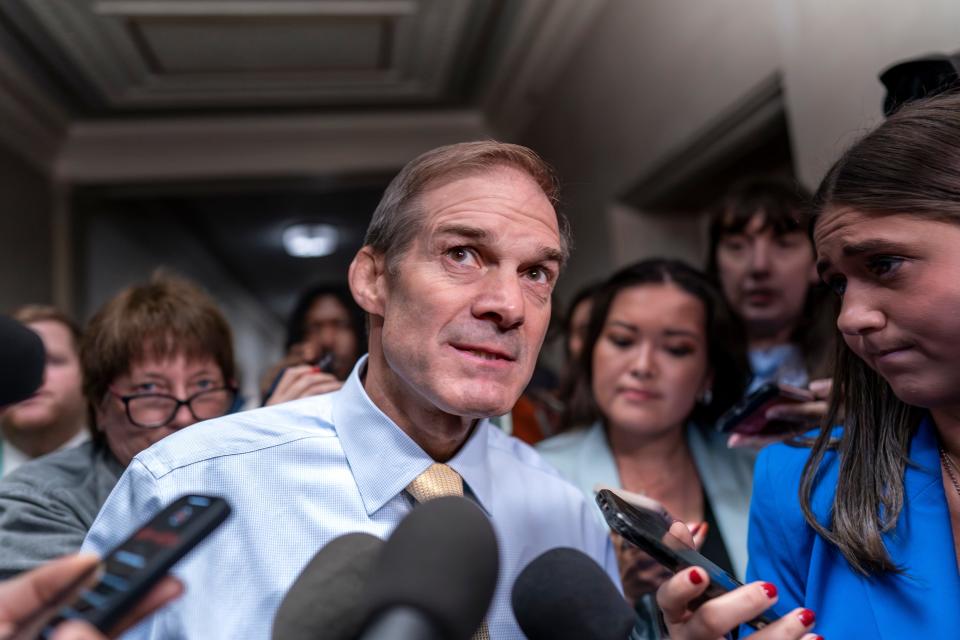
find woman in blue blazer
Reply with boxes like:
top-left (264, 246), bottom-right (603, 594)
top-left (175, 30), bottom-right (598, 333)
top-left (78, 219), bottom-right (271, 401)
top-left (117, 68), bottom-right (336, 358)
top-left (655, 92), bottom-right (960, 640)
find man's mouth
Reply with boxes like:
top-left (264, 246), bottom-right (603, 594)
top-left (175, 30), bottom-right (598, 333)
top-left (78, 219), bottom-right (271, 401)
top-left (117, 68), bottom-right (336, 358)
top-left (450, 343), bottom-right (516, 362)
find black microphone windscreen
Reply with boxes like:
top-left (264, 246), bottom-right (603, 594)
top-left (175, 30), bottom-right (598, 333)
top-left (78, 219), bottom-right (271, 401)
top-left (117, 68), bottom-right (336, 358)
top-left (512, 547), bottom-right (636, 640)
top-left (0, 316), bottom-right (44, 407)
top-left (362, 496), bottom-right (499, 640)
top-left (271, 532), bottom-right (384, 640)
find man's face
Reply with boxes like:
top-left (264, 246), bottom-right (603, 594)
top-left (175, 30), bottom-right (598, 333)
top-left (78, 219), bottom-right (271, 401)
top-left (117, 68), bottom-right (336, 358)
top-left (715, 214), bottom-right (817, 340)
top-left (373, 166), bottom-right (562, 419)
top-left (301, 295), bottom-right (359, 380)
top-left (2, 320), bottom-right (84, 432)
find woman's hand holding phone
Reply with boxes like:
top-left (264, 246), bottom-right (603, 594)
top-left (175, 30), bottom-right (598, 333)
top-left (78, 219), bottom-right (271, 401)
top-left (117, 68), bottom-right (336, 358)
top-left (727, 379), bottom-right (833, 449)
top-left (597, 486), bottom-right (709, 604)
top-left (655, 522), bottom-right (820, 640)
top-left (614, 522), bottom-right (708, 604)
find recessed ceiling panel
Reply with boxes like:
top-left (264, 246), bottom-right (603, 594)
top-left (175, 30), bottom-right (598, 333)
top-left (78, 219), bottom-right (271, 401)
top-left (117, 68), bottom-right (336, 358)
top-left (3, 0), bottom-right (491, 111)
top-left (133, 17), bottom-right (387, 74)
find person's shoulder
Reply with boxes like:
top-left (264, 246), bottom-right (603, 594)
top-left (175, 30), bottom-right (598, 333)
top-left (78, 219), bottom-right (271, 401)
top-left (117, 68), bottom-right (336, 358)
top-left (535, 427), bottom-right (593, 455)
top-left (134, 391), bottom-right (342, 478)
top-left (758, 428), bottom-right (841, 476)
top-left (0, 441), bottom-right (100, 492)
top-left (486, 424), bottom-right (585, 488)
top-left (754, 428), bottom-right (841, 520)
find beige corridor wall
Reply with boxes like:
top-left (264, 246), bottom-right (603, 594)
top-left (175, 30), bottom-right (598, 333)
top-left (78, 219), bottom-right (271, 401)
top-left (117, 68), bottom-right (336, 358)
top-left (776, 0), bottom-right (960, 186)
top-left (521, 0), bottom-right (960, 306)
top-left (520, 0), bottom-right (781, 302)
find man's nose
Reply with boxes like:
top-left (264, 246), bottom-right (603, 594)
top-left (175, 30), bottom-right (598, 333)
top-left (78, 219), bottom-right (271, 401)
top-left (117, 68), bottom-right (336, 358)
top-left (472, 269), bottom-right (525, 330)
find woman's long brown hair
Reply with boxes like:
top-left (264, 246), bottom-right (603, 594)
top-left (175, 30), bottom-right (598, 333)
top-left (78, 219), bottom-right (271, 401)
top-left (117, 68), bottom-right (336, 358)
top-left (801, 91), bottom-right (960, 575)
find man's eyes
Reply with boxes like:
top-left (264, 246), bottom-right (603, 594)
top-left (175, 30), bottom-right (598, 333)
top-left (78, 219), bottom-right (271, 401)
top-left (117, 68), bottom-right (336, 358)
top-left (445, 246), bottom-right (479, 265)
top-left (524, 266), bottom-right (554, 285)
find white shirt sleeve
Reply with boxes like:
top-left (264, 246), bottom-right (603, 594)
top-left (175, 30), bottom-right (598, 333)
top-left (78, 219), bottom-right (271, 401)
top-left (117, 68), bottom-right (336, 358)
top-left (81, 459), bottom-right (180, 640)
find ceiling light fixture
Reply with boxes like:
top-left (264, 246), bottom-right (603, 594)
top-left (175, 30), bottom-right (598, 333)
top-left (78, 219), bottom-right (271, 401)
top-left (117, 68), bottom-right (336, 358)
top-left (282, 223), bottom-right (339, 258)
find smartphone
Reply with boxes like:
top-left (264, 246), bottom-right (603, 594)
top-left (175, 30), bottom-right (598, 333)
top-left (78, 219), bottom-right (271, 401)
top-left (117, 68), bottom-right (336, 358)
top-left (35, 495), bottom-right (231, 638)
top-left (596, 489), bottom-right (774, 630)
top-left (714, 382), bottom-right (814, 436)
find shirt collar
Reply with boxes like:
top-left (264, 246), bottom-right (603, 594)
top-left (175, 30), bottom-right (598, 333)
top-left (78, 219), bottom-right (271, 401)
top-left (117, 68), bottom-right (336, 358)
top-left (333, 355), bottom-right (493, 516)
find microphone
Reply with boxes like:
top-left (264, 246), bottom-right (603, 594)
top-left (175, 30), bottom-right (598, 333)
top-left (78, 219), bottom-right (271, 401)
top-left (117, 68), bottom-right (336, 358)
top-left (359, 496), bottom-right (500, 640)
top-left (0, 315), bottom-right (45, 408)
top-left (271, 532), bottom-right (384, 640)
top-left (511, 547), bottom-right (638, 640)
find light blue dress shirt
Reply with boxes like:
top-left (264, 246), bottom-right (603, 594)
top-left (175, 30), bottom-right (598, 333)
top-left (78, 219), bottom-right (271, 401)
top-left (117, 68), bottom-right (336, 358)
top-left (82, 356), bottom-right (617, 639)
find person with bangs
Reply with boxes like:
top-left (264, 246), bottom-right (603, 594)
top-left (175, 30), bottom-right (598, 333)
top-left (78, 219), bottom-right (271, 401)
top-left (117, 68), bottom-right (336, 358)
top-left (0, 275), bottom-right (237, 579)
top-left (706, 180), bottom-right (831, 390)
top-left (706, 180), bottom-right (836, 439)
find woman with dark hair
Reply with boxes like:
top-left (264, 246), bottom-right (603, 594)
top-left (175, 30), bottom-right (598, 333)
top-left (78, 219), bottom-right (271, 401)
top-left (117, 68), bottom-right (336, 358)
top-left (537, 259), bottom-right (752, 606)
top-left (261, 283), bottom-right (364, 405)
top-left (655, 91), bottom-right (960, 640)
top-left (706, 180), bottom-right (835, 435)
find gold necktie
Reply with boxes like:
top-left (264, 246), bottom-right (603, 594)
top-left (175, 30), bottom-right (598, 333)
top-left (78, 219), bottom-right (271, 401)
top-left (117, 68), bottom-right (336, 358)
top-left (406, 463), bottom-right (491, 640)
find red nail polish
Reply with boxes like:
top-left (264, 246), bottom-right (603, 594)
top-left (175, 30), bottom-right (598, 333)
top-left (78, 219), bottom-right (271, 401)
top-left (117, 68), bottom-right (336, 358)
top-left (761, 582), bottom-right (777, 598)
top-left (798, 608), bottom-right (815, 626)
top-left (689, 569), bottom-right (703, 585)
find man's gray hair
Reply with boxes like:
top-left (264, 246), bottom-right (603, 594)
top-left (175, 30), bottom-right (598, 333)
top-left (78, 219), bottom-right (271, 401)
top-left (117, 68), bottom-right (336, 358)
top-left (364, 140), bottom-right (572, 269)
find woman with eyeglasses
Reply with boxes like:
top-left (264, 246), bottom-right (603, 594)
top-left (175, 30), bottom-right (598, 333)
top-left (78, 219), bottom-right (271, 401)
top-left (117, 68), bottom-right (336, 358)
top-left (0, 274), bottom-right (237, 579)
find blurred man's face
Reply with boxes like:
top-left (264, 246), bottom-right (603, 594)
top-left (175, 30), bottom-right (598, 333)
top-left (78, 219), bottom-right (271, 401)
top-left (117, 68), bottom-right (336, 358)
top-left (715, 214), bottom-right (817, 342)
top-left (300, 295), bottom-right (359, 380)
top-left (369, 166), bottom-right (563, 421)
top-left (2, 320), bottom-right (84, 433)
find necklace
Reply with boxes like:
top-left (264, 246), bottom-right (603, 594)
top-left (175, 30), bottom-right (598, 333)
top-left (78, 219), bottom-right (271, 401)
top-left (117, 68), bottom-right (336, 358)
top-left (939, 447), bottom-right (960, 500)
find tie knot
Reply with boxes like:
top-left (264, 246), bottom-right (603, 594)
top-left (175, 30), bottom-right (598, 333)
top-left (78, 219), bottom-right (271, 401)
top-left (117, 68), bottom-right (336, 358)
top-left (406, 463), bottom-right (464, 503)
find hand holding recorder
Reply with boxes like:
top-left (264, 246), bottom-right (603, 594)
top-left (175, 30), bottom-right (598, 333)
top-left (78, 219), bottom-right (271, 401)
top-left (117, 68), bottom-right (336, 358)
top-left (0, 555), bottom-right (181, 640)
top-left (5, 495), bottom-right (228, 640)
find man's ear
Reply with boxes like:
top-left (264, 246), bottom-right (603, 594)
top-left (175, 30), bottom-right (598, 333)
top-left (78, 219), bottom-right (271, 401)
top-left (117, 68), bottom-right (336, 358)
top-left (348, 246), bottom-right (387, 316)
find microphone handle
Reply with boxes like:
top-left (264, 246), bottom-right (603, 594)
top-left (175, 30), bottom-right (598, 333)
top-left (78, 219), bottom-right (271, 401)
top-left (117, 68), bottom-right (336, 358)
top-left (359, 607), bottom-right (443, 640)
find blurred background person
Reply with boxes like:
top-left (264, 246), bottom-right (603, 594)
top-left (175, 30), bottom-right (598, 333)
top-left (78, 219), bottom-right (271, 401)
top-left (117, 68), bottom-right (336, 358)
top-left (707, 179), bottom-right (832, 390)
top-left (260, 283), bottom-right (363, 406)
top-left (706, 179), bottom-right (835, 435)
top-left (537, 259), bottom-right (752, 611)
top-left (555, 282), bottom-right (602, 433)
top-left (0, 275), bottom-right (237, 579)
top-left (0, 306), bottom-right (86, 478)
top-left (564, 282), bottom-right (601, 364)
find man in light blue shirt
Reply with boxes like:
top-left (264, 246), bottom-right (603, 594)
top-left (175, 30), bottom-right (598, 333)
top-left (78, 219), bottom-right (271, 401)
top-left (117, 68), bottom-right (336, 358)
top-left (82, 141), bottom-right (618, 639)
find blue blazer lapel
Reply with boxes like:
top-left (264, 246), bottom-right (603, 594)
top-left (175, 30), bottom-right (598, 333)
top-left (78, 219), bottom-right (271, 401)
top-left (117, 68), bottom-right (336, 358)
top-left (862, 418), bottom-right (960, 638)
